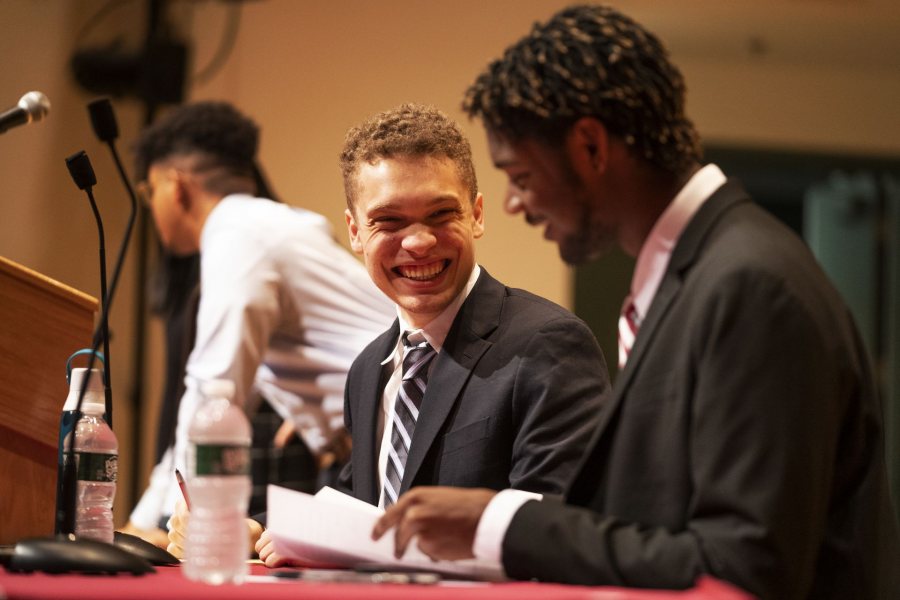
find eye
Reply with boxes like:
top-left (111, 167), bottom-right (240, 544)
top-left (430, 207), bottom-right (459, 221)
top-left (368, 215), bottom-right (403, 231)
top-left (510, 173), bottom-right (529, 192)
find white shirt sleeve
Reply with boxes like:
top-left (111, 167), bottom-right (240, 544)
top-left (473, 489), bottom-right (542, 567)
top-left (132, 213), bottom-right (283, 526)
top-left (128, 446), bottom-right (174, 529)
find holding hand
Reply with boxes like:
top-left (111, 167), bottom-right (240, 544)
top-left (255, 528), bottom-right (303, 568)
top-left (166, 498), bottom-right (263, 559)
top-left (371, 487), bottom-right (496, 561)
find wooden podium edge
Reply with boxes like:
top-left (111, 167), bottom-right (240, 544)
top-left (0, 256), bottom-right (98, 312)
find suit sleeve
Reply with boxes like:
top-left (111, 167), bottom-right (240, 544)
top-left (507, 315), bottom-right (612, 496)
top-left (334, 367), bottom-right (355, 496)
top-left (502, 269), bottom-right (854, 598)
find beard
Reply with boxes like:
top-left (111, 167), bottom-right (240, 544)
top-left (556, 198), bottom-right (615, 265)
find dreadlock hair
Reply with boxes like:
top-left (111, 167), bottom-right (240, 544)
top-left (463, 4), bottom-right (701, 175)
top-left (340, 103), bottom-right (478, 211)
top-left (133, 101), bottom-right (259, 192)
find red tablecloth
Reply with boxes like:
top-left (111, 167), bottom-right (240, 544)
top-left (0, 563), bottom-right (753, 600)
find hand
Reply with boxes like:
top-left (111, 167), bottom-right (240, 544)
top-left (119, 520), bottom-right (169, 549)
top-left (255, 528), bottom-right (302, 568)
top-left (272, 419), bottom-right (297, 449)
top-left (165, 499), bottom-right (189, 558)
top-left (371, 486), bottom-right (496, 561)
top-left (167, 499), bottom-right (263, 559)
top-left (318, 428), bottom-right (353, 470)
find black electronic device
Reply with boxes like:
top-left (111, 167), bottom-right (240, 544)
top-left (0, 536), bottom-right (154, 575)
top-left (113, 531), bottom-right (179, 566)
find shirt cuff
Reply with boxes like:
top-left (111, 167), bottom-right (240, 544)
top-left (473, 489), bottom-right (542, 567)
top-left (128, 448), bottom-right (175, 530)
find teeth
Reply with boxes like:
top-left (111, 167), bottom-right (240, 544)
top-left (398, 261), bottom-right (445, 281)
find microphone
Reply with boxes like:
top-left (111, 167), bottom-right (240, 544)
top-left (57, 99), bottom-right (136, 545)
top-left (0, 91), bottom-right (50, 134)
top-left (84, 97), bottom-right (139, 430)
top-left (64, 150), bottom-right (111, 434)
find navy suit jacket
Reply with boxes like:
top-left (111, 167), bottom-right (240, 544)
top-left (338, 268), bottom-right (612, 504)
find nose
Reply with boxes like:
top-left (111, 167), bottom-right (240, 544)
top-left (401, 225), bottom-right (437, 255)
top-left (504, 189), bottom-right (524, 215)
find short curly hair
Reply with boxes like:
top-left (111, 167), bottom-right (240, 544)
top-left (463, 4), bottom-right (701, 175)
top-left (132, 101), bottom-right (259, 183)
top-left (340, 103), bottom-right (478, 210)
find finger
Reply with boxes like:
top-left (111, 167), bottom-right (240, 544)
top-left (393, 505), bottom-right (425, 558)
top-left (258, 542), bottom-right (273, 562)
top-left (166, 540), bottom-right (184, 559)
top-left (255, 530), bottom-right (270, 554)
top-left (372, 506), bottom-right (402, 540)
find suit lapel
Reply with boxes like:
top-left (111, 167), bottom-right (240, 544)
top-left (399, 270), bottom-right (502, 493)
top-left (568, 180), bottom-right (751, 502)
top-left (352, 321), bottom-right (399, 505)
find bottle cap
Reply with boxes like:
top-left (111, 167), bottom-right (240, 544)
top-left (199, 378), bottom-right (236, 400)
top-left (63, 367), bottom-right (105, 413)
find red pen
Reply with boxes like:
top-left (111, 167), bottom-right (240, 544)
top-left (175, 468), bottom-right (192, 510)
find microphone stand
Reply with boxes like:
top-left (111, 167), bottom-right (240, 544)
top-left (86, 97), bottom-right (136, 427)
top-left (66, 151), bottom-right (112, 430)
top-left (60, 148), bottom-right (136, 539)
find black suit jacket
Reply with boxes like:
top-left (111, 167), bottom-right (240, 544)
top-left (502, 180), bottom-right (900, 599)
top-left (338, 269), bottom-right (611, 504)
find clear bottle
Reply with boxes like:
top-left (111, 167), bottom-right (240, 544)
top-left (64, 368), bottom-right (117, 543)
top-left (183, 379), bottom-right (252, 585)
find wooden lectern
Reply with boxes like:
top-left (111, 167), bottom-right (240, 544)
top-left (0, 256), bottom-right (97, 544)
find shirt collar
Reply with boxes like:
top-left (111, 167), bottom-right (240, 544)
top-left (380, 264), bottom-right (482, 364)
top-left (630, 164), bottom-right (727, 320)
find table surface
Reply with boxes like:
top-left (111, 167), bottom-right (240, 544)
top-left (0, 563), bottom-right (753, 600)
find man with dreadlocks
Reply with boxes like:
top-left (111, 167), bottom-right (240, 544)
top-left (373, 5), bottom-right (900, 598)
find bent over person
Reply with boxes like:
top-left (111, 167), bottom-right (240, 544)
top-left (123, 102), bottom-right (395, 545)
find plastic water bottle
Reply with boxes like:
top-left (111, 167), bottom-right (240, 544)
top-left (183, 379), bottom-right (252, 585)
top-left (65, 368), bottom-right (117, 543)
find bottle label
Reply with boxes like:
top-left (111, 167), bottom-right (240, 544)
top-left (193, 444), bottom-right (249, 477)
top-left (65, 452), bottom-right (118, 483)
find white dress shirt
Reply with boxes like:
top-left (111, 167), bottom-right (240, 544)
top-left (130, 194), bottom-right (394, 529)
top-left (472, 165), bottom-right (728, 570)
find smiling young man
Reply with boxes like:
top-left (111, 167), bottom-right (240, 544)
top-left (335, 103), bottom-right (610, 509)
top-left (252, 103), bottom-right (612, 567)
top-left (371, 6), bottom-right (900, 599)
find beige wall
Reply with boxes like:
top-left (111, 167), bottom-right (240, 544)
top-left (2, 0), bottom-right (899, 524)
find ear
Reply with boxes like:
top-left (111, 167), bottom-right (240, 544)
top-left (567, 117), bottom-right (610, 177)
top-left (172, 170), bottom-right (192, 213)
top-left (345, 208), bottom-right (363, 254)
top-left (471, 193), bottom-right (485, 239)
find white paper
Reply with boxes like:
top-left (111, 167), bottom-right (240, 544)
top-left (266, 485), bottom-right (505, 581)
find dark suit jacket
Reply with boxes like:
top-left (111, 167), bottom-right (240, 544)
top-left (502, 180), bottom-right (900, 599)
top-left (338, 269), bottom-right (612, 504)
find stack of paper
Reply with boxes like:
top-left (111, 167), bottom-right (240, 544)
top-left (266, 485), bottom-right (505, 581)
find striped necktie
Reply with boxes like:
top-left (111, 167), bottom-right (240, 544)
top-left (617, 296), bottom-right (640, 370)
top-left (383, 332), bottom-right (436, 507)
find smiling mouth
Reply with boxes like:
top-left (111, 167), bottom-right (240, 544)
top-left (394, 260), bottom-right (449, 281)
top-left (525, 213), bottom-right (545, 226)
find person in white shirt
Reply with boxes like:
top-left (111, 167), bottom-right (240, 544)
top-left (122, 101), bottom-right (394, 547)
top-left (371, 5), bottom-right (900, 599)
